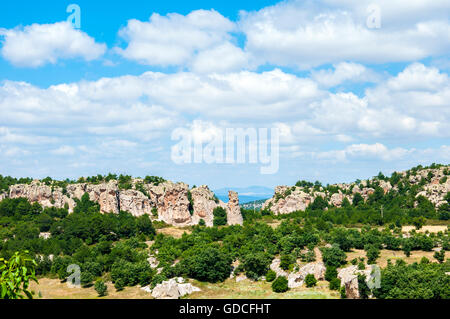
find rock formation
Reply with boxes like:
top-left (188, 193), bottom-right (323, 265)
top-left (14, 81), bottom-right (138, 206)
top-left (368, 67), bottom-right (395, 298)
top-left (3, 179), bottom-right (230, 228)
top-left (338, 265), bottom-right (375, 299)
top-left (226, 191), bottom-right (243, 225)
top-left (148, 277), bottom-right (200, 299)
top-left (263, 165), bottom-right (450, 215)
top-left (287, 262), bottom-right (326, 288)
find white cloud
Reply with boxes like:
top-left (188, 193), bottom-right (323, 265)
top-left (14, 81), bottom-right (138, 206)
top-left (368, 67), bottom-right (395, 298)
top-left (240, 0), bottom-right (450, 69)
top-left (311, 62), bottom-right (380, 87)
top-left (116, 10), bottom-right (236, 68)
top-left (0, 22), bottom-right (106, 67)
top-left (190, 42), bottom-right (250, 73)
top-left (51, 145), bottom-right (75, 156)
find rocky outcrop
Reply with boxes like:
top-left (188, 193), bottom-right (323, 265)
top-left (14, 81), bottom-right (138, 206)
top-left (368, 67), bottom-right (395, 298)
top-left (226, 191), bottom-right (243, 225)
top-left (149, 278), bottom-right (200, 299)
top-left (270, 258), bottom-right (289, 277)
top-left (155, 182), bottom-right (192, 226)
top-left (190, 186), bottom-right (219, 227)
top-left (2, 179), bottom-right (231, 228)
top-left (263, 165), bottom-right (450, 214)
top-left (287, 262), bottom-right (326, 288)
top-left (337, 265), bottom-right (375, 299)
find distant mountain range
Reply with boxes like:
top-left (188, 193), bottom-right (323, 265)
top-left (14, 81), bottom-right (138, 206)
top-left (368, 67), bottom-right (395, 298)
top-left (213, 186), bottom-right (274, 204)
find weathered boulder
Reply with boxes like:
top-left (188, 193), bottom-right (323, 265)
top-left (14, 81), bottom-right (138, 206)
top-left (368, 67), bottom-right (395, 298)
top-left (119, 189), bottom-right (152, 217)
top-left (287, 262), bottom-right (326, 288)
top-left (156, 182), bottom-right (192, 226)
top-left (338, 265), bottom-right (375, 299)
top-left (226, 191), bottom-right (243, 225)
top-left (190, 186), bottom-right (221, 227)
top-left (150, 278), bottom-right (200, 299)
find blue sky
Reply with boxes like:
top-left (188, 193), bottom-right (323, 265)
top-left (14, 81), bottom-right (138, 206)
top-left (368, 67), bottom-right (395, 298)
top-left (0, 0), bottom-right (449, 189)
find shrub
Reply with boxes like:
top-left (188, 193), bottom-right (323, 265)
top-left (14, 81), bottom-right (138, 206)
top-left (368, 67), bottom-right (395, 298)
top-left (80, 271), bottom-right (94, 288)
top-left (340, 286), bottom-right (347, 299)
top-left (433, 249), bottom-right (445, 263)
top-left (243, 252), bottom-right (272, 280)
top-left (213, 207), bottom-right (227, 226)
top-left (320, 245), bottom-right (347, 268)
top-left (329, 278), bottom-right (341, 291)
top-left (365, 244), bottom-right (380, 264)
top-left (271, 276), bottom-right (288, 293)
top-left (114, 278), bottom-right (125, 291)
top-left (94, 279), bottom-right (107, 297)
top-left (182, 246), bottom-right (231, 283)
top-left (325, 266), bottom-right (338, 282)
top-left (265, 270), bottom-right (276, 282)
top-left (198, 219), bottom-right (206, 226)
top-left (279, 253), bottom-right (294, 271)
top-left (305, 274), bottom-right (317, 287)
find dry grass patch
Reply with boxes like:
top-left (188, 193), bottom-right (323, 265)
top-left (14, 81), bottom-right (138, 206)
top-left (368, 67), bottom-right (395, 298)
top-left (187, 278), bottom-right (338, 299)
top-left (346, 249), bottom-right (450, 268)
top-left (402, 225), bottom-right (448, 234)
top-left (29, 278), bottom-right (153, 299)
top-left (157, 227), bottom-right (192, 238)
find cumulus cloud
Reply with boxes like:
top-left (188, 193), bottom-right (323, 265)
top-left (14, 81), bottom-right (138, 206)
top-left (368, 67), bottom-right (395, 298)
top-left (115, 9), bottom-right (245, 73)
top-left (0, 22), bottom-right (106, 67)
top-left (240, 0), bottom-right (450, 69)
top-left (311, 62), bottom-right (380, 87)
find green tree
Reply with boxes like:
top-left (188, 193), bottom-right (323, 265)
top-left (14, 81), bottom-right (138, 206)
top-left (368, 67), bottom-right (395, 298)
top-left (329, 278), bottom-right (341, 291)
top-left (320, 245), bottom-right (347, 268)
top-left (365, 244), bottom-right (380, 264)
top-left (0, 251), bottom-right (38, 299)
top-left (433, 249), bottom-right (445, 263)
top-left (412, 216), bottom-right (426, 230)
top-left (265, 270), bottom-right (276, 282)
top-left (94, 279), bottom-right (107, 297)
top-left (305, 274), bottom-right (317, 287)
top-left (213, 207), bottom-right (227, 226)
top-left (271, 276), bottom-right (288, 293)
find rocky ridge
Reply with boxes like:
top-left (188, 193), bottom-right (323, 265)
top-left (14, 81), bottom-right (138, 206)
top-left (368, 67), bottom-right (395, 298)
top-left (1, 179), bottom-right (243, 227)
top-left (263, 165), bottom-right (450, 215)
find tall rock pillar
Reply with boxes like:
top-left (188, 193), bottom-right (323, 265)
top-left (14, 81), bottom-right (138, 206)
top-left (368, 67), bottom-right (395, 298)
top-left (226, 191), bottom-right (243, 225)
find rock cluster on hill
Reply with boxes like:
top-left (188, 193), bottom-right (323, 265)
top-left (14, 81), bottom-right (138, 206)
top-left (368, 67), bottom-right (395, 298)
top-left (263, 166), bottom-right (450, 215)
top-left (2, 179), bottom-right (244, 227)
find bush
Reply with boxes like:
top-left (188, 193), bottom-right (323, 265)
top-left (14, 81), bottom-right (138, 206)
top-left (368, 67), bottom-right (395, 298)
top-left (279, 253), bottom-right (294, 271)
top-left (80, 271), bottom-right (94, 288)
top-left (320, 245), bottom-right (347, 268)
top-left (305, 274), bottom-right (317, 287)
top-left (94, 279), bottom-right (107, 297)
top-left (329, 278), bottom-right (341, 291)
top-left (213, 207), bottom-right (227, 226)
top-left (242, 252), bottom-right (272, 280)
top-left (114, 278), bottom-right (125, 291)
top-left (198, 219), bottom-right (206, 226)
top-left (183, 246), bottom-right (231, 283)
top-left (265, 270), bottom-right (276, 282)
top-left (365, 244), bottom-right (380, 264)
top-left (340, 286), bottom-right (347, 299)
top-left (434, 249), bottom-right (445, 263)
top-left (325, 266), bottom-right (338, 281)
top-left (271, 276), bottom-right (288, 293)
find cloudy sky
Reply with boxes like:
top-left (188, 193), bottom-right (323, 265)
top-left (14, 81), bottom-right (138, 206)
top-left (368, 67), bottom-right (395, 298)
top-left (0, 0), bottom-right (449, 189)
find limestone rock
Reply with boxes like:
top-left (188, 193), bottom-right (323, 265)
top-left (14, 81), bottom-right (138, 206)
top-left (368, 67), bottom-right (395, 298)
top-left (190, 185), bottom-right (221, 227)
top-left (287, 262), bottom-right (325, 288)
top-left (299, 262), bottom-right (326, 280)
top-left (226, 191), bottom-right (243, 225)
top-left (151, 278), bottom-right (200, 299)
top-left (270, 258), bottom-right (288, 277)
